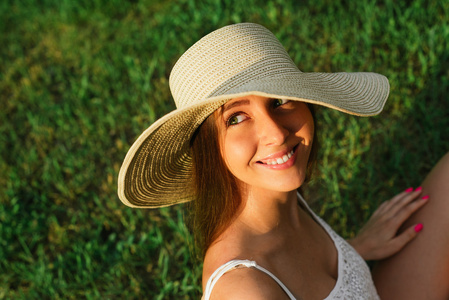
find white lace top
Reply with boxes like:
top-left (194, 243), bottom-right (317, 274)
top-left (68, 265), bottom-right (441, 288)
top-left (203, 193), bottom-right (380, 299)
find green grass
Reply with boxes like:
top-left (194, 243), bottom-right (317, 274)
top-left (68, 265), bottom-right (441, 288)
top-left (1, 0), bottom-right (448, 298)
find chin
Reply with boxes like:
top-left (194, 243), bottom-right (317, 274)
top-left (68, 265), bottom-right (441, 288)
top-left (268, 178), bottom-right (305, 193)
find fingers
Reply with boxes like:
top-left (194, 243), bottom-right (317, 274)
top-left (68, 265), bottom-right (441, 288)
top-left (353, 221), bottom-right (425, 261)
top-left (373, 188), bottom-right (414, 216)
top-left (394, 195), bottom-right (429, 225)
top-left (389, 187), bottom-right (421, 212)
top-left (377, 187), bottom-right (426, 218)
top-left (378, 187), bottom-right (429, 231)
top-left (388, 223), bottom-right (424, 255)
top-left (353, 187), bottom-right (429, 261)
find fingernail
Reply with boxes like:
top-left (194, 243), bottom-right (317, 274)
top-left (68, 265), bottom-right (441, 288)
top-left (415, 186), bottom-right (422, 192)
top-left (414, 223), bottom-right (423, 233)
top-left (405, 187), bottom-right (414, 192)
top-left (422, 195), bottom-right (429, 200)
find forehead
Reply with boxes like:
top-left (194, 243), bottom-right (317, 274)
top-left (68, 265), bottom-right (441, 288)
top-left (222, 98), bottom-right (251, 112)
top-left (221, 95), bottom-right (275, 112)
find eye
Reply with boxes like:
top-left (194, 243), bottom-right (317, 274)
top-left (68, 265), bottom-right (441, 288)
top-left (226, 113), bottom-right (246, 126)
top-left (273, 98), bottom-right (290, 108)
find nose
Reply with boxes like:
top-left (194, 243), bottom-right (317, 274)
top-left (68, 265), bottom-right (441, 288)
top-left (256, 112), bottom-right (289, 146)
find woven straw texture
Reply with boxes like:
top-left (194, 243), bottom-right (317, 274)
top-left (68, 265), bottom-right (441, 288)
top-left (118, 23), bottom-right (389, 208)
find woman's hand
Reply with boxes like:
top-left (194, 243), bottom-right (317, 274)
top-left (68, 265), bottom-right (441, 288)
top-left (348, 187), bottom-right (429, 261)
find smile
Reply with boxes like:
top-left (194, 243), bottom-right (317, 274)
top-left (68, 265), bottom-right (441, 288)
top-left (263, 149), bottom-right (294, 165)
top-left (257, 145), bottom-right (298, 166)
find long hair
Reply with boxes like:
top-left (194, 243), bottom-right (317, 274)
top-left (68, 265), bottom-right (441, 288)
top-left (189, 113), bottom-right (241, 258)
top-left (188, 103), bottom-right (318, 258)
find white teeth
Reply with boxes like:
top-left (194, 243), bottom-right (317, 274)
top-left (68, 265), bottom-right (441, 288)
top-left (263, 149), bottom-right (295, 165)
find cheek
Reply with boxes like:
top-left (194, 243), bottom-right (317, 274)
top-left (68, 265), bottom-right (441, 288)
top-left (295, 105), bottom-right (314, 145)
top-left (303, 121), bottom-right (314, 146)
top-left (221, 133), bottom-right (256, 176)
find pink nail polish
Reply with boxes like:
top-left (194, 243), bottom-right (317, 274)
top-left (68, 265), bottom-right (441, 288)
top-left (422, 195), bottom-right (429, 200)
top-left (415, 186), bottom-right (422, 192)
top-left (405, 187), bottom-right (414, 192)
top-left (414, 223), bottom-right (423, 233)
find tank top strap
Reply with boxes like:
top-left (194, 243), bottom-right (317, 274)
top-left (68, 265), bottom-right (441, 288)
top-left (202, 259), bottom-right (296, 300)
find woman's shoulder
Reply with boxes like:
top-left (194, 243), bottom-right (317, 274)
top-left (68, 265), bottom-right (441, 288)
top-left (205, 263), bottom-right (291, 300)
top-left (202, 226), bottom-right (295, 299)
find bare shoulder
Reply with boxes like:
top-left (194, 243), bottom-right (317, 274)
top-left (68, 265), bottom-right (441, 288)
top-left (209, 266), bottom-right (290, 300)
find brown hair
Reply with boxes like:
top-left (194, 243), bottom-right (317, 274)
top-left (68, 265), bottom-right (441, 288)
top-left (188, 104), bottom-right (318, 258)
top-left (189, 113), bottom-right (241, 258)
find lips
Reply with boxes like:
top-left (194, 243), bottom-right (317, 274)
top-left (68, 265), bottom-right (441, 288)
top-left (257, 145), bottom-right (297, 165)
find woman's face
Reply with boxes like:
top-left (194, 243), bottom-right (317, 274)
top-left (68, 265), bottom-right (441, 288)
top-left (215, 95), bottom-right (314, 193)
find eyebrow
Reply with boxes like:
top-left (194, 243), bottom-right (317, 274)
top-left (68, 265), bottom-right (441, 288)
top-left (222, 99), bottom-right (250, 113)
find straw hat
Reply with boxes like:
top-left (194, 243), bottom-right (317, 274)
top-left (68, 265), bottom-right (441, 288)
top-left (118, 23), bottom-right (389, 208)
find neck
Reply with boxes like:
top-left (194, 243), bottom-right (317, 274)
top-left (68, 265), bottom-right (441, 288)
top-left (203, 187), bottom-right (307, 281)
top-left (235, 188), bottom-right (302, 235)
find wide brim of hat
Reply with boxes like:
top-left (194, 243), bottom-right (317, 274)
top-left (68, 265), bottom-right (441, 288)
top-left (118, 71), bottom-right (389, 208)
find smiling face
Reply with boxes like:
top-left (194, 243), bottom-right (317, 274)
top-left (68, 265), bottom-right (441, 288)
top-left (215, 95), bottom-right (314, 194)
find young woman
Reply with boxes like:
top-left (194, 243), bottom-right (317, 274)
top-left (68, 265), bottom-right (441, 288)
top-left (118, 23), bottom-right (449, 299)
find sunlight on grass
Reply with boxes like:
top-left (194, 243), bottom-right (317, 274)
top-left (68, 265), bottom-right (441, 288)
top-left (1, 0), bottom-right (448, 298)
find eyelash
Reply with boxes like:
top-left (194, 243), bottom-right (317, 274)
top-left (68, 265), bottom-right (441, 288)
top-left (226, 113), bottom-right (246, 127)
top-left (224, 98), bottom-right (291, 127)
top-left (273, 98), bottom-right (289, 107)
